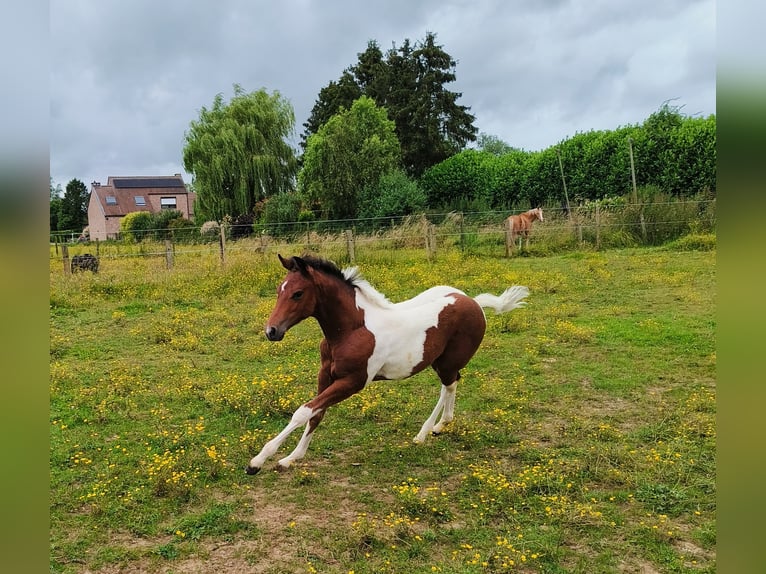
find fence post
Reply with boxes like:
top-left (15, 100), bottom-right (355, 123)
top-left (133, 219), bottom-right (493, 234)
top-left (62, 244), bottom-right (70, 274)
top-left (628, 137), bottom-right (638, 204)
top-left (165, 239), bottom-right (174, 269)
top-left (595, 203), bottom-right (601, 250)
top-left (557, 147), bottom-right (572, 221)
top-left (219, 224), bottom-right (226, 267)
top-left (345, 229), bottom-right (355, 263)
top-left (425, 223), bottom-right (437, 260)
top-left (95, 238), bottom-right (100, 257)
top-left (639, 207), bottom-right (647, 243)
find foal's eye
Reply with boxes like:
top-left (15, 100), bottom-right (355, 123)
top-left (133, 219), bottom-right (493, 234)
top-left (291, 290), bottom-right (303, 300)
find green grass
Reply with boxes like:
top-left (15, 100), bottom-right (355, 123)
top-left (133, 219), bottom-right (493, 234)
top-left (50, 243), bottom-right (716, 573)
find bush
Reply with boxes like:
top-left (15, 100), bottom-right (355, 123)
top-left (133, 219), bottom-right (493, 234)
top-left (151, 209), bottom-right (185, 240)
top-left (259, 192), bottom-right (303, 235)
top-left (120, 211), bottom-right (153, 242)
top-left (230, 213), bottom-right (254, 239)
top-left (168, 218), bottom-right (198, 243)
top-left (200, 221), bottom-right (220, 242)
top-left (359, 169), bottom-right (426, 219)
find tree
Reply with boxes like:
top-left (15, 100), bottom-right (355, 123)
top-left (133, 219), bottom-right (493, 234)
top-left (183, 85), bottom-right (298, 221)
top-left (299, 96), bottom-right (401, 220)
top-left (58, 178), bottom-right (88, 232)
top-left (358, 169), bottom-right (426, 219)
top-left (301, 33), bottom-right (477, 177)
top-left (300, 71), bottom-right (362, 151)
top-left (50, 177), bottom-right (63, 232)
top-left (477, 133), bottom-right (515, 156)
top-left (400, 32), bottom-right (477, 176)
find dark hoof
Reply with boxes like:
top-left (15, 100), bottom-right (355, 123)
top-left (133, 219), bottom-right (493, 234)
top-left (245, 465), bottom-right (261, 475)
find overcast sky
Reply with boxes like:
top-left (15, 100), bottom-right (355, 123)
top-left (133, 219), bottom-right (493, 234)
top-left (49, 0), bottom-right (716, 191)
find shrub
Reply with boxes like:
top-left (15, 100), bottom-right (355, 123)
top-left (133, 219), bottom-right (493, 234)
top-left (151, 209), bottom-right (185, 240)
top-left (168, 218), bottom-right (198, 243)
top-left (200, 220), bottom-right (220, 241)
top-left (259, 192), bottom-right (303, 235)
top-left (230, 213), bottom-right (254, 239)
top-left (120, 211), bottom-right (153, 242)
top-left (359, 169), bottom-right (426, 219)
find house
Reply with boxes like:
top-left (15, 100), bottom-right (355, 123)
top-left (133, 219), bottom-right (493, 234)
top-left (87, 175), bottom-right (196, 241)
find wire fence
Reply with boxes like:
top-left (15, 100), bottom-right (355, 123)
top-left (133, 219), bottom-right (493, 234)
top-left (50, 198), bottom-right (716, 273)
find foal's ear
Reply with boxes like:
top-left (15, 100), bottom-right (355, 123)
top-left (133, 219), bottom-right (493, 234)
top-left (277, 254), bottom-right (309, 275)
top-left (278, 253), bottom-right (292, 270)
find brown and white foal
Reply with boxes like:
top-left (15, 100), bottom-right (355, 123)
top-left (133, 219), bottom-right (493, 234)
top-left (246, 254), bottom-right (529, 474)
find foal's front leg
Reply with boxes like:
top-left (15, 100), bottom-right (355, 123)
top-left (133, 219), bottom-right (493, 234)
top-left (246, 404), bottom-right (322, 474)
top-left (246, 346), bottom-right (367, 474)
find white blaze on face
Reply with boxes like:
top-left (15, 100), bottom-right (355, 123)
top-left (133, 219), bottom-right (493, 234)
top-left (357, 285), bottom-right (461, 382)
top-left (280, 279), bottom-right (289, 293)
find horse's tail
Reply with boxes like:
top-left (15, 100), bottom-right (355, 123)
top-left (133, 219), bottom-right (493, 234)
top-left (474, 285), bottom-right (529, 314)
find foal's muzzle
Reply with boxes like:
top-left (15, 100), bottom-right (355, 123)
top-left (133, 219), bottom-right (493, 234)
top-left (265, 325), bottom-right (284, 341)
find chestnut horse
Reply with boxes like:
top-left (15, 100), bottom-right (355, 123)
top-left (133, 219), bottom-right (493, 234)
top-left (506, 207), bottom-right (544, 251)
top-left (246, 254), bottom-right (529, 474)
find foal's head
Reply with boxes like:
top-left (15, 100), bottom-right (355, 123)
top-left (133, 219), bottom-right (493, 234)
top-left (531, 207), bottom-right (544, 222)
top-left (264, 254), bottom-right (352, 341)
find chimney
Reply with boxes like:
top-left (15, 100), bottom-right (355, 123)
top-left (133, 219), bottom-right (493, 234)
top-left (92, 181), bottom-right (101, 187)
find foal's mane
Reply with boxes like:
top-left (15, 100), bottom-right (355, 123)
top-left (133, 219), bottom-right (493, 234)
top-left (299, 254), bottom-right (355, 287)
top-left (300, 254), bottom-right (393, 308)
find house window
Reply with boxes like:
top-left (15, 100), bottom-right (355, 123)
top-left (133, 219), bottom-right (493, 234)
top-left (105, 196), bottom-right (117, 205)
top-left (160, 197), bottom-right (177, 209)
top-left (134, 196), bottom-right (146, 206)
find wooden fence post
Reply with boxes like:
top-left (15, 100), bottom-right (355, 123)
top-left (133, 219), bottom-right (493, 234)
top-left (628, 137), bottom-right (638, 205)
top-left (62, 244), bottom-right (71, 274)
top-left (345, 229), bottom-right (355, 263)
top-left (557, 147), bottom-right (572, 222)
top-left (219, 224), bottom-right (226, 267)
top-left (639, 207), bottom-right (647, 243)
top-left (165, 239), bottom-right (174, 269)
top-left (595, 203), bottom-right (601, 250)
top-left (425, 223), bottom-right (437, 260)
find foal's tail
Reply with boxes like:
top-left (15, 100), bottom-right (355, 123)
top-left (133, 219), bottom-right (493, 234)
top-left (474, 285), bottom-right (529, 314)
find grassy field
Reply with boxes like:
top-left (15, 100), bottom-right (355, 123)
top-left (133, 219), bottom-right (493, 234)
top-left (50, 239), bottom-right (716, 573)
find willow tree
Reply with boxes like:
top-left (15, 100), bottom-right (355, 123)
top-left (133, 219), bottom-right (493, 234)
top-left (183, 85), bottom-right (298, 221)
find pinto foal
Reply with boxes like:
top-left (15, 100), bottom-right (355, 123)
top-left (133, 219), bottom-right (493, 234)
top-left (246, 254), bottom-right (529, 474)
top-left (506, 207), bottom-right (544, 251)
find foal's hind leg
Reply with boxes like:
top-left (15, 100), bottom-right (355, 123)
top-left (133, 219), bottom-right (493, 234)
top-left (414, 381), bottom-right (456, 443)
top-left (432, 381), bottom-right (457, 434)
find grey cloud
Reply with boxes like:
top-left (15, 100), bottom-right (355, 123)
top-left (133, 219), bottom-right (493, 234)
top-left (50, 0), bottom-right (715, 187)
